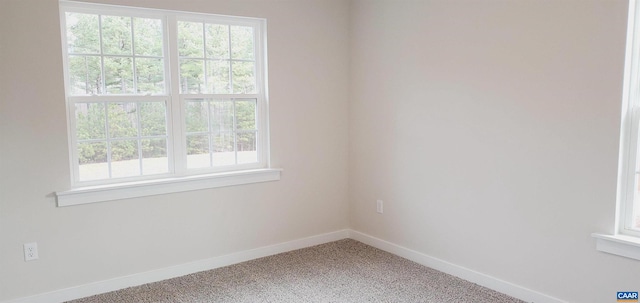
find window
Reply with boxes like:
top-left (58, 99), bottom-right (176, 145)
top-left (59, 1), bottom-right (271, 190)
top-left (593, 0), bottom-right (640, 260)
top-left (619, 0), bottom-right (640, 238)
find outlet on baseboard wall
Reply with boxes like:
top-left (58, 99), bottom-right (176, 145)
top-left (376, 200), bottom-right (383, 214)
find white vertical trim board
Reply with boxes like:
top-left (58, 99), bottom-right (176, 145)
top-left (1, 230), bottom-right (350, 303)
top-left (348, 230), bottom-right (566, 303)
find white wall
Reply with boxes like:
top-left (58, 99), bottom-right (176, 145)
top-left (0, 0), bottom-right (349, 300)
top-left (348, 1), bottom-right (639, 302)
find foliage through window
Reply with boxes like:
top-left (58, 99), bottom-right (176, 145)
top-left (60, 1), bottom-right (268, 186)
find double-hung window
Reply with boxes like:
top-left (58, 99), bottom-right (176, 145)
top-left (594, 0), bottom-right (640, 260)
top-left (58, 1), bottom-right (276, 205)
top-left (618, 0), bottom-right (640, 238)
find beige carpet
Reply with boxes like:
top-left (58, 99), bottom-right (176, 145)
top-left (67, 239), bottom-right (525, 303)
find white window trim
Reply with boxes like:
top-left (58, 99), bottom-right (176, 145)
top-left (592, 233), bottom-right (640, 261)
top-left (56, 1), bottom-right (279, 206)
top-left (56, 168), bottom-right (282, 207)
top-left (593, 0), bottom-right (640, 260)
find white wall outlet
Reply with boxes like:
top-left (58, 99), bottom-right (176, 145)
top-left (24, 242), bottom-right (38, 261)
top-left (376, 199), bottom-right (383, 214)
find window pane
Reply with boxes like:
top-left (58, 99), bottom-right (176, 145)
top-left (78, 141), bottom-right (108, 181)
top-left (136, 58), bottom-right (165, 94)
top-left (211, 100), bottom-right (234, 133)
top-left (634, 135), bottom-right (640, 230)
top-left (110, 140), bottom-right (140, 178)
top-left (69, 55), bottom-right (102, 95)
top-left (108, 103), bottom-right (138, 138)
top-left (139, 102), bottom-right (167, 136)
top-left (104, 57), bottom-right (134, 94)
top-left (230, 26), bottom-right (254, 60)
top-left (632, 126), bottom-right (640, 230)
top-left (187, 134), bottom-right (210, 169)
top-left (133, 18), bottom-right (163, 57)
top-left (205, 24), bottom-right (229, 59)
top-left (66, 12), bottom-right (100, 54)
top-left (634, 177), bottom-right (640, 229)
top-left (142, 138), bottom-right (168, 175)
top-left (206, 60), bottom-right (230, 94)
top-left (237, 132), bottom-right (257, 164)
top-left (76, 103), bottom-right (106, 140)
top-left (212, 132), bottom-right (235, 166)
top-left (180, 59), bottom-right (205, 93)
top-left (178, 21), bottom-right (204, 58)
top-left (236, 100), bottom-right (256, 130)
top-left (232, 61), bottom-right (256, 93)
top-left (186, 101), bottom-right (209, 133)
top-left (101, 15), bottom-right (132, 55)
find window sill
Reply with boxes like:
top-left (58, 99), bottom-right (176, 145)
top-left (592, 233), bottom-right (640, 261)
top-left (55, 168), bottom-right (282, 207)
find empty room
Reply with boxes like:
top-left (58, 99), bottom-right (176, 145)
top-left (1, 0), bottom-right (639, 302)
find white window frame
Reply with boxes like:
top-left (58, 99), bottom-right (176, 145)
top-left (618, 0), bottom-right (640, 239)
top-left (593, 0), bottom-right (640, 260)
top-left (56, 1), bottom-right (279, 206)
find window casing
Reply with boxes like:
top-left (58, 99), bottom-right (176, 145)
top-left (60, 1), bottom-right (269, 188)
top-left (619, 0), bottom-right (640, 238)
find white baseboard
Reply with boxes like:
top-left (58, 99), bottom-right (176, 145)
top-left (348, 230), bottom-right (565, 303)
top-left (2, 229), bottom-right (350, 303)
top-left (3, 229), bottom-right (563, 303)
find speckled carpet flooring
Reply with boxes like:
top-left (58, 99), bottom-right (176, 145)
top-left (67, 239), bottom-right (525, 303)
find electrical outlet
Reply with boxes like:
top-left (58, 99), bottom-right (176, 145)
top-left (24, 242), bottom-right (38, 261)
top-left (376, 200), bottom-right (383, 214)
